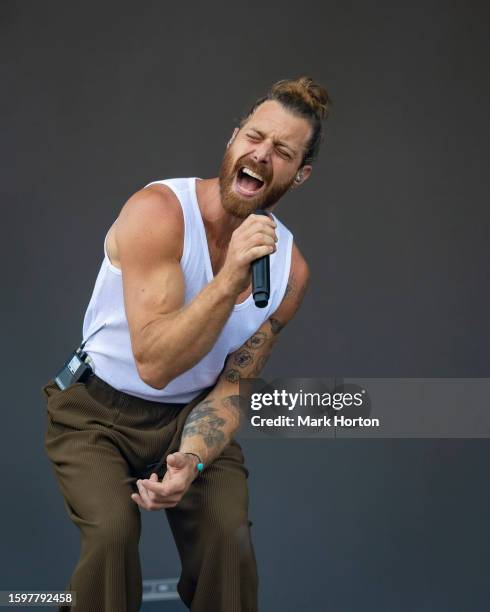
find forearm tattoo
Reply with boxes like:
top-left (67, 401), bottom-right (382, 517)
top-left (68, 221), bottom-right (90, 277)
top-left (181, 399), bottom-right (226, 448)
top-left (181, 395), bottom-right (242, 454)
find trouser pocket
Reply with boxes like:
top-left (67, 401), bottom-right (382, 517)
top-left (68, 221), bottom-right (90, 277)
top-left (44, 381), bottom-right (120, 432)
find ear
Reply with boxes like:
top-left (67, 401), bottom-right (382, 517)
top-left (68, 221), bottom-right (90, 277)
top-left (227, 127), bottom-right (239, 148)
top-left (292, 164), bottom-right (312, 188)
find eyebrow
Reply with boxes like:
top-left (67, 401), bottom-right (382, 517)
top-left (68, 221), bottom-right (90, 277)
top-left (247, 128), bottom-right (298, 157)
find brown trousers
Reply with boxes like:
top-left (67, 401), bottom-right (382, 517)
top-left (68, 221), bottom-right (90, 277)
top-left (41, 373), bottom-right (258, 612)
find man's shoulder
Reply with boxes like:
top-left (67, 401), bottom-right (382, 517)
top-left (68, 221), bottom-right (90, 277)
top-left (119, 179), bottom-right (184, 226)
top-left (114, 180), bottom-right (185, 259)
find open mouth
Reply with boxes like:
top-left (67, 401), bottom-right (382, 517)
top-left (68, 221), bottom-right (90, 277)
top-left (234, 166), bottom-right (266, 196)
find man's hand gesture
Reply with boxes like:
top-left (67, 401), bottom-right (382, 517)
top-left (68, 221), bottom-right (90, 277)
top-left (131, 452), bottom-right (198, 511)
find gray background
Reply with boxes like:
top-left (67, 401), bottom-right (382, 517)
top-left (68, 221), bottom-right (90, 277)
top-left (2, 1), bottom-right (489, 610)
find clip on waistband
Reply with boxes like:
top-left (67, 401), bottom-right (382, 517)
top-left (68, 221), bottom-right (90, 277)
top-left (54, 346), bottom-right (94, 391)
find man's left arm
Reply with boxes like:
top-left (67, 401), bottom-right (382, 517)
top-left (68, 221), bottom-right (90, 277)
top-left (179, 242), bottom-right (310, 466)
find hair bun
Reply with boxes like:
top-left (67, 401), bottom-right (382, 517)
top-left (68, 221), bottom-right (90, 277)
top-left (271, 76), bottom-right (331, 120)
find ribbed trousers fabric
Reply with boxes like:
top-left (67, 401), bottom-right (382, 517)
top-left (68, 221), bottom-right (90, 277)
top-left (41, 373), bottom-right (258, 612)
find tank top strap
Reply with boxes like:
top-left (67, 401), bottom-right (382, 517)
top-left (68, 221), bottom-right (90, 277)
top-left (143, 177), bottom-right (203, 275)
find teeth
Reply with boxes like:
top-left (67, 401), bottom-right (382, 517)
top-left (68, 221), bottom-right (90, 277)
top-left (242, 167), bottom-right (264, 182)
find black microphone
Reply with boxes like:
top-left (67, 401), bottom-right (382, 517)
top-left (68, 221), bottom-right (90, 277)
top-left (251, 209), bottom-right (271, 308)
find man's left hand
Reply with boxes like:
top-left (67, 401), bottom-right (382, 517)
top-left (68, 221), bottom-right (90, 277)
top-left (131, 452), bottom-right (198, 511)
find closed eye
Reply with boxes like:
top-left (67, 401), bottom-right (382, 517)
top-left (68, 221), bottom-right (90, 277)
top-left (277, 148), bottom-right (292, 160)
top-left (247, 133), bottom-right (261, 142)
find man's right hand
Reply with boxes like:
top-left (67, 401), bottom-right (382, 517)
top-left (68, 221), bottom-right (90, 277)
top-left (219, 212), bottom-right (278, 293)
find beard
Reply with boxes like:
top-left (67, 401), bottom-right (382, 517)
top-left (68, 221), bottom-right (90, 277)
top-left (218, 147), bottom-right (295, 219)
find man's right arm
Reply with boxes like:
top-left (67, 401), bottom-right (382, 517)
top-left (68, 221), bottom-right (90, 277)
top-left (115, 185), bottom-right (277, 390)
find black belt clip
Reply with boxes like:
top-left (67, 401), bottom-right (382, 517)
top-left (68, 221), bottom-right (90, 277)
top-left (54, 343), bottom-right (94, 391)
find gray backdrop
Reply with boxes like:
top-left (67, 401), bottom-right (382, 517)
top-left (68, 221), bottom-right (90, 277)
top-left (2, 1), bottom-right (489, 610)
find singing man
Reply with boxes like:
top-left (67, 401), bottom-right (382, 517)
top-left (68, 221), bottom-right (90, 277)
top-left (42, 75), bottom-right (331, 612)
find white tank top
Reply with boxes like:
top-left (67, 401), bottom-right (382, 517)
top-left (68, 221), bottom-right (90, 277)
top-left (81, 177), bottom-right (293, 403)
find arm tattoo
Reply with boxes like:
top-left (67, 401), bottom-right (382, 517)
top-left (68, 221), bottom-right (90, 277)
top-left (245, 331), bottom-right (267, 349)
top-left (219, 319), bottom-right (279, 383)
top-left (181, 394), bottom-right (242, 453)
top-left (233, 349), bottom-right (253, 368)
top-left (222, 331), bottom-right (276, 381)
top-left (224, 368), bottom-right (241, 383)
top-left (221, 395), bottom-right (241, 410)
top-left (181, 399), bottom-right (226, 449)
top-left (221, 394), bottom-right (244, 428)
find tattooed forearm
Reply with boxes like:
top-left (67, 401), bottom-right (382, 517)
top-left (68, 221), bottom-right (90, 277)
top-left (180, 394), bottom-right (242, 464)
top-left (181, 399), bottom-right (226, 449)
top-left (178, 254), bottom-right (310, 468)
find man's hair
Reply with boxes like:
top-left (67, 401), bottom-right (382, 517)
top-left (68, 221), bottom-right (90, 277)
top-left (239, 76), bottom-right (332, 166)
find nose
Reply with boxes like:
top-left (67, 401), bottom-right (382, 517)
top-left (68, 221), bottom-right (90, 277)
top-left (251, 141), bottom-right (272, 165)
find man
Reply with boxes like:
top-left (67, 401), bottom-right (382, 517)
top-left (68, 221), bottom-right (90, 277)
top-left (42, 76), bottom-right (330, 612)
